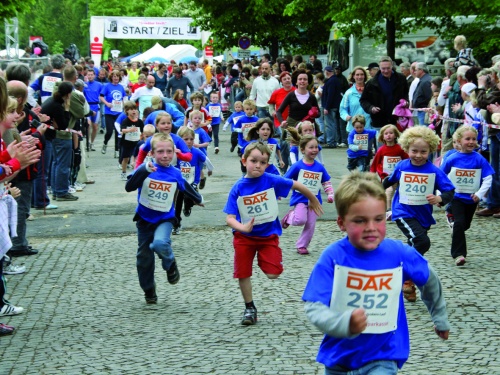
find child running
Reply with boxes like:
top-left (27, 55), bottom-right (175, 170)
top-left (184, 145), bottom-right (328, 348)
top-left (184, 91), bottom-right (211, 134)
top-left (125, 133), bottom-right (203, 304)
top-left (369, 124), bottom-right (408, 219)
top-left (303, 171), bottom-right (449, 374)
top-left (282, 135), bottom-right (334, 255)
top-left (188, 110), bottom-right (211, 189)
top-left (244, 117), bottom-right (284, 175)
top-left (223, 101), bottom-right (244, 153)
top-left (289, 121), bottom-right (325, 165)
top-left (206, 91), bottom-right (224, 154)
top-left (120, 101), bottom-right (143, 180)
top-left (440, 125), bottom-right (494, 266)
top-left (347, 115), bottom-right (377, 172)
top-left (383, 126), bottom-right (455, 302)
top-left (223, 142), bottom-right (323, 326)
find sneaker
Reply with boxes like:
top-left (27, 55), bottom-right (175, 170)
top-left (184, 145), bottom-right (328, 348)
top-left (455, 256), bottom-right (466, 266)
top-left (280, 209), bottom-right (293, 229)
top-left (172, 225), bottom-right (181, 235)
top-left (68, 187), bottom-right (76, 194)
top-left (99, 128), bottom-right (104, 134)
top-left (144, 287), bottom-right (158, 304)
top-left (214, 147), bottom-right (219, 154)
top-left (27, 214), bottom-right (35, 221)
top-left (297, 247), bottom-right (309, 255)
top-left (57, 193), bottom-right (79, 201)
top-left (74, 184), bottom-right (84, 192)
top-left (117, 164), bottom-right (122, 169)
top-left (35, 204), bottom-right (58, 210)
top-left (241, 307), bottom-right (257, 325)
top-left (183, 207), bottom-right (191, 217)
top-left (0, 304), bottom-right (24, 316)
top-left (0, 323), bottom-right (15, 335)
top-left (338, 143), bottom-right (347, 148)
top-left (74, 182), bottom-right (86, 190)
top-left (127, 164), bottom-right (133, 169)
top-left (114, 150), bottom-right (119, 159)
top-left (101, 144), bottom-right (107, 154)
top-left (199, 177), bottom-right (206, 190)
top-left (386, 211), bottom-right (392, 221)
top-left (90, 143), bottom-right (96, 151)
top-left (402, 280), bottom-right (416, 302)
top-left (3, 263), bottom-right (26, 275)
top-left (230, 145), bottom-right (235, 153)
top-left (445, 212), bottom-right (455, 230)
top-left (120, 172), bottom-right (127, 181)
top-left (166, 261), bottom-right (180, 285)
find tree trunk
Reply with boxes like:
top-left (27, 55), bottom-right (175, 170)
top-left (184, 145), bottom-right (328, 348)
top-left (386, 17), bottom-right (396, 60)
top-left (269, 36), bottom-right (279, 63)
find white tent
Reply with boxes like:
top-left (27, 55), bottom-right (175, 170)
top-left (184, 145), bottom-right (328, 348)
top-left (164, 44), bottom-right (198, 63)
top-left (131, 43), bottom-right (167, 62)
top-left (0, 48), bottom-right (26, 58)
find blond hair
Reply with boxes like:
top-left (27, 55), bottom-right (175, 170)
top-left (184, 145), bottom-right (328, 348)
top-left (154, 112), bottom-right (172, 127)
top-left (453, 125), bottom-right (477, 141)
top-left (242, 141), bottom-right (271, 161)
top-left (398, 126), bottom-right (440, 153)
top-left (242, 98), bottom-right (257, 110)
top-left (151, 133), bottom-right (174, 152)
top-left (335, 171), bottom-right (386, 218)
top-left (299, 134), bottom-right (317, 151)
top-left (454, 35), bottom-right (467, 50)
top-left (142, 124), bottom-right (156, 137)
top-left (177, 126), bottom-right (195, 139)
top-left (378, 124), bottom-right (401, 144)
top-left (351, 114), bottom-right (366, 126)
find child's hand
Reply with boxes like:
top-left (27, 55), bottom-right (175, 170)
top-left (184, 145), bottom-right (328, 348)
top-left (147, 161), bottom-right (157, 172)
top-left (327, 194), bottom-right (334, 203)
top-left (241, 218), bottom-right (255, 233)
top-left (434, 327), bottom-right (449, 340)
top-left (7, 184), bottom-right (21, 198)
top-left (308, 198), bottom-right (324, 217)
top-left (426, 194), bottom-right (442, 206)
top-left (349, 308), bottom-right (367, 334)
top-left (471, 194), bottom-right (480, 203)
top-left (0, 163), bottom-right (13, 176)
top-left (279, 160), bottom-right (285, 169)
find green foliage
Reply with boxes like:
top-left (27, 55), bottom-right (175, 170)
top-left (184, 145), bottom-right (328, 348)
top-left (0, 0), bottom-right (36, 19)
top-left (51, 40), bottom-right (64, 55)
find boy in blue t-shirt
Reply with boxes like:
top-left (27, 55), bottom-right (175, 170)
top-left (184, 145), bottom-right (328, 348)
top-left (303, 171), bottom-right (449, 374)
top-left (223, 142), bottom-right (323, 326)
top-left (125, 133), bottom-right (203, 304)
top-left (233, 99), bottom-right (258, 155)
top-left (346, 115), bottom-right (377, 172)
top-left (206, 91), bottom-right (224, 154)
top-left (223, 101), bottom-right (244, 153)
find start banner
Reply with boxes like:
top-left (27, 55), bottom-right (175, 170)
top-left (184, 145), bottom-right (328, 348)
top-left (104, 17), bottom-right (200, 40)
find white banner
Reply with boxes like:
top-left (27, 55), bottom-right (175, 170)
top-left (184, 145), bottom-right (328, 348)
top-left (104, 17), bottom-right (200, 40)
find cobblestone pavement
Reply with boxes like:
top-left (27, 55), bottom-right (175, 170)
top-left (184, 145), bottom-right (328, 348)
top-left (1, 132), bottom-right (499, 374)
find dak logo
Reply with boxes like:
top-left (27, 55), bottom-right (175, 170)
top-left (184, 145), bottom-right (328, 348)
top-left (107, 21), bottom-right (117, 33)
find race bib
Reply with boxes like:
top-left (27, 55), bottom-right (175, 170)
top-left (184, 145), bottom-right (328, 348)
top-left (267, 143), bottom-right (277, 165)
top-left (331, 265), bottom-right (402, 334)
top-left (139, 178), bottom-right (176, 212)
top-left (237, 188), bottom-right (279, 225)
top-left (41, 76), bottom-right (62, 94)
top-left (398, 172), bottom-right (435, 205)
top-left (449, 167), bottom-right (481, 194)
top-left (111, 100), bottom-right (123, 112)
top-left (297, 169), bottom-right (322, 195)
top-left (180, 166), bottom-right (195, 184)
top-left (124, 127), bottom-right (140, 142)
top-left (209, 106), bottom-right (221, 117)
top-left (382, 156), bottom-right (401, 175)
top-left (232, 115), bottom-right (244, 127)
top-left (241, 122), bottom-right (256, 138)
top-left (194, 133), bottom-right (200, 145)
top-left (354, 134), bottom-right (369, 150)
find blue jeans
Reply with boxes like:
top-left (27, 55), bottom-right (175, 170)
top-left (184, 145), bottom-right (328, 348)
top-left (51, 138), bottom-right (72, 196)
top-left (325, 360), bottom-right (398, 375)
top-left (10, 179), bottom-right (32, 251)
top-left (488, 134), bottom-right (500, 208)
top-left (136, 219), bottom-right (175, 292)
top-left (32, 140), bottom-right (52, 207)
top-left (257, 106), bottom-right (271, 119)
top-left (417, 110), bottom-right (426, 126)
top-left (324, 109), bottom-right (339, 145)
top-left (316, 113), bottom-right (325, 142)
top-left (99, 103), bottom-right (106, 129)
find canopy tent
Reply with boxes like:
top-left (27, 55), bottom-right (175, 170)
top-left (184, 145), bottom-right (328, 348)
top-left (144, 56), bottom-right (169, 63)
top-left (131, 43), bottom-right (167, 62)
top-left (164, 44), bottom-right (198, 64)
top-left (120, 52), bottom-right (141, 62)
top-left (0, 49), bottom-right (26, 58)
top-left (179, 56), bottom-right (199, 64)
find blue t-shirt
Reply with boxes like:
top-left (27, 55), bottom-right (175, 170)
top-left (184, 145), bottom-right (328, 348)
top-left (30, 72), bottom-right (63, 103)
top-left (194, 127), bottom-right (212, 155)
top-left (303, 236), bottom-right (430, 370)
top-left (144, 105), bottom-right (185, 131)
top-left (141, 133), bottom-right (190, 155)
top-left (133, 164), bottom-right (186, 224)
top-left (441, 149), bottom-right (458, 164)
top-left (83, 80), bottom-right (103, 111)
top-left (290, 144), bottom-right (323, 165)
top-left (206, 103), bottom-right (223, 125)
top-left (100, 83), bottom-right (126, 116)
top-left (284, 159), bottom-right (331, 206)
top-left (386, 159), bottom-right (455, 227)
top-left (226, 111), bottom-right (245, 132)
top-left (440, 151), bottom-right (494, 204)
top-left (223, 173), bottom-right (294, 237)
top-left (176, 147), bottom-right (206, 185)
top-left (347, 129), bottom-right (377, 158)
top-left (234, 115), bottom-right (259, 148)
top-left (243, 138), bottom-right (281, 175)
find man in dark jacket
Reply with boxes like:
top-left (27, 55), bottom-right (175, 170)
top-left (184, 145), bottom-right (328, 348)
top-left (360, 56), bottom-right (409, 130)
top-left (412, 62), bottom-right (433, 125)
top-left (321, 66), bottom-right (342, 148)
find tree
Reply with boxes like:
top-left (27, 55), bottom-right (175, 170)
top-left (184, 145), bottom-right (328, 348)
top-left (189, 0), bottom-right (331, 61)
top-left (284, 0), bottom-right (500, 64)
top-left (0, 0), bottom-right (36, 19)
